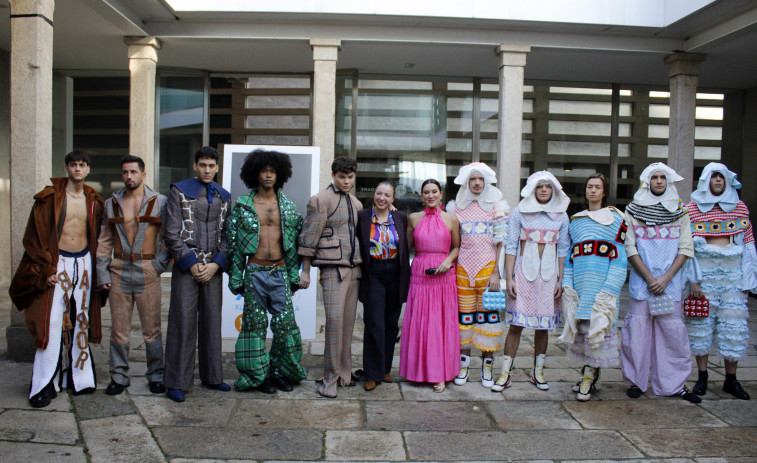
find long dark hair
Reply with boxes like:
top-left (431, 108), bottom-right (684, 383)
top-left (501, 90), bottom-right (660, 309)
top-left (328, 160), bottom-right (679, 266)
top-left (584, 172), bottom-right (608, 207)
top-left (421, 178), bottom-right (442, 193)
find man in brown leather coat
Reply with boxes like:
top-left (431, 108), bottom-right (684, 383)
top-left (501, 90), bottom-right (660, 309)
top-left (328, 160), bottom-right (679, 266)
top-left (10, 151), bottom-right (105, 408)
top-left (299, 156), bottom-right (362, 398)
top-left (97, 155), bottom-right (171, 396)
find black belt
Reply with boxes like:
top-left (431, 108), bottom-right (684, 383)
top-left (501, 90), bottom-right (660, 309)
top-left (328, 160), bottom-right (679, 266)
top-left (370, 258), bottom-right (398, 264)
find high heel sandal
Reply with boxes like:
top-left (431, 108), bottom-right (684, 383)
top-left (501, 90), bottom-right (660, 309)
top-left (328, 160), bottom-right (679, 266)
top-left (433, 382), bottom-right (446, 393)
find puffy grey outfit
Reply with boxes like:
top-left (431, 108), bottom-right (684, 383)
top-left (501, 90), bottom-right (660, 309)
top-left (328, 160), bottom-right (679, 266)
top-left (163, 180), bottom-right (231, 390)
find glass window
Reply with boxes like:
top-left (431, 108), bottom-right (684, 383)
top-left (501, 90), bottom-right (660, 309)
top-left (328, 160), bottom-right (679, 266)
top-left (336, 76), bottom-right (473, 212)
top-left (158, 75), bottom-right (205, 196)
top-left (72, 77), bottom-right (130, 197)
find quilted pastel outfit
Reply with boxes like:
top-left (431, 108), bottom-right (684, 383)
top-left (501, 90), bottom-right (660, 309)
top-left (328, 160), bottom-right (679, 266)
top-left (621, 162), bottom-right (695, 397)
top-left (505, 208), bottom-right (570, 329)
top-left (450, 177), bottom-right (510, 351)
top-left (684, 163), bottom-right (756, 362)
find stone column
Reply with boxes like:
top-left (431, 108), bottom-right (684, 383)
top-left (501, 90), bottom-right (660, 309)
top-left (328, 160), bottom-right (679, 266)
top-left (8, 0), bottom-right (56, 361)
top-left (665, 52), bottom-right (705, 201)
top-left (310, 39), bottom-right (341, 188)
top-left (125, 36), bottom-right (160, 187)
top-left (496, 44), bottom-right (531, 207)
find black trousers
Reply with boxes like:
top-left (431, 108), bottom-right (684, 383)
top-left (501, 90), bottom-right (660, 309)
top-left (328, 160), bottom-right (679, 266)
top-left (362, 259), bottom-right (402, 382)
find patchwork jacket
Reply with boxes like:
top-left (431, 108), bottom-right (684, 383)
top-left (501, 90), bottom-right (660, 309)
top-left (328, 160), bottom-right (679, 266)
top-left (96, 185), bottom-right (171, 286)
top-left (227, 189), bottom-right (303, 294)
top-left (298, 184), bottom-right (363, 268)
top-left (163, 178), bottom-right (231, 272)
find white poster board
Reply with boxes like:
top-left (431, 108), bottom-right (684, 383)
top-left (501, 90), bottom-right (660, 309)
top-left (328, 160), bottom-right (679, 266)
top-left (221, 145), bottom-right (320, 340)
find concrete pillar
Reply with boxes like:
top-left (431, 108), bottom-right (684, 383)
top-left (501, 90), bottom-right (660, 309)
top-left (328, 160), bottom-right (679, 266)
top-left (0, 49), bottom-right (10, 288)
top-left (125, 36), bottom-right (160, 187)
top-left (496, 44), bottom-right (531, 207)
top-left (8, 0), bottom-right (56, 361)
top-left (310, 38), bottom-right (341, 188)
top-left (52, 72), bottom-right (74, 177)
top-left (665, 52), bottom-right (705, 201)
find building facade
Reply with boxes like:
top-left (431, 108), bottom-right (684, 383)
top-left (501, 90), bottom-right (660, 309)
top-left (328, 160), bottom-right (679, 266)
top-left (3, 0), bottom-right (757, 359)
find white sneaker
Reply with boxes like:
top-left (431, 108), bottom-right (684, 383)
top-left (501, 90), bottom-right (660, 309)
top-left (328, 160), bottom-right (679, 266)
top-left (454, 354), bottom-right (471, 386)
top-left (576, 365), bottom-right (598, 402)
top-left (491, 355), bottom-right (513, 392)
top-left (481, 358), bottom-right (494, 388)
top-left (530, 354), bottom-right (549, 391)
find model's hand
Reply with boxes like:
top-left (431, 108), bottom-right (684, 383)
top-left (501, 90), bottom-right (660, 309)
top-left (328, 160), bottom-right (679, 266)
top-left (46, 273), bottom-right (59, 287)
top-left (299, 271), bottom-right (311, 289)
top-left (648, 275), bottom-right (671, 295)
top-left (690, 283), bottom-right (704, 299)
top-left (196, 263), bottom-right (219, 284)
top-left (436, 261), bottom-right (452, 274)
top-left (488, 272), bottom-right (501, 291)
top-left (506, 277), bottom-right (516, 299)
top-left (554, 283), bottom-right (563, 299)
top-left (190, 263), bottom-right (201, 277)
top-left (98, 283), bottom-right (112, 290)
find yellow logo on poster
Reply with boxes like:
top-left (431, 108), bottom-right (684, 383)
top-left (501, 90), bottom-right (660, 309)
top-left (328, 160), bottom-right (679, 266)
top-left (235, 314), bottom-right (243, 332)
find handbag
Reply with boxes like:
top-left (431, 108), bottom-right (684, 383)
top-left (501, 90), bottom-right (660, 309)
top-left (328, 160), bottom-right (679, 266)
top-left (482, 285), bottom-right (507, 311)
top-left (683, 295), bottom-right (709, 318)
top-left (647, 293), bottom-right (675, 316)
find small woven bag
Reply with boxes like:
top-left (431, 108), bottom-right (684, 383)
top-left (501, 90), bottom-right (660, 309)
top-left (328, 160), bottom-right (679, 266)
top-left (683, 296), bottom-right (709, 318)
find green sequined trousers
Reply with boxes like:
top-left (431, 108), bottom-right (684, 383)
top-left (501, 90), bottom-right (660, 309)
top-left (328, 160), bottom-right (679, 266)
top-left (234, 265), bottom-right (307, 391)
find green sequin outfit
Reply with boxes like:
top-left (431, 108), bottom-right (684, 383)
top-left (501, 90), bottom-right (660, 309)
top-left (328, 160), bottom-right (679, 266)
top-left (227, 190), bottom-right (307, 389)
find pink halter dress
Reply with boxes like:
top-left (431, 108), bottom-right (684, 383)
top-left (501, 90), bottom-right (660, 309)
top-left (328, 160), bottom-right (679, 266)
top-left (400, 208), bottom-right (460, 382)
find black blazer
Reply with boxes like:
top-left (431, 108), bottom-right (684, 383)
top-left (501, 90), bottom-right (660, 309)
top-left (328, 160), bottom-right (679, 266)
top-left (357, 208), bottom-right (411, 304)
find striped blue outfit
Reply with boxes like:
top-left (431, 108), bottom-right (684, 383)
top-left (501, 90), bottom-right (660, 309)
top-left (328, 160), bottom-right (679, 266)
top-left (562, 207), bottom-right (628, 367)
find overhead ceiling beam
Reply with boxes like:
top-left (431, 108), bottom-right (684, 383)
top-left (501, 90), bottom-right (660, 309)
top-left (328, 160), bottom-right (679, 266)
top-left (144, 21), bottom-right (684, 54)
top-left (685, 5), bottom-right (757, 51)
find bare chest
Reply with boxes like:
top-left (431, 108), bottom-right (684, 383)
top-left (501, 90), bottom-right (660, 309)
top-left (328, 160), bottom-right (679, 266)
top-left (254, 199), bottom-right (281, 228)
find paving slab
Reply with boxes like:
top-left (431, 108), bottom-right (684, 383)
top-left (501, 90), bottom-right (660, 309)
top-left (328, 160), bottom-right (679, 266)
top-left (234, 398), bottom-right (362, 429)
top-left (562, 460), bottom-right (694, 463)
top-left (0, 360), bottom-right (71, 411)
top-left (153, 427), bottom-right (322, 460)
top-left (0, 409), bottom-right (78, 444)
top-left (698, 399), bottom-right (757, 426)
top-left (400, 381), bottom-right (505, 401)
top-left (325, 430), bottom-right (405, 461)
top-left (563, 400), bottom-right (727, 429)
top-left (695, 458), bottom-right (757, 463)
top-left (592, 381), bottom-right (639, 400)
top-left (404, 430), bottom-right (643, 461)
top-left (499, 380), bottom-right (577, 401)
top-left (366, 400), bottom-right (494, 431)
top-left (132, 395), bottom-right (236, 427)
top-left (621, 427), bottom-right (757, 458)
top-left (0, 441), bottom-right (86, 463)
top-left (73, 391), bottom-right (138, 420)
top-left (486, 400), bottom-right (582, 430)
top-left (79, 414), bottom-right (166, 463)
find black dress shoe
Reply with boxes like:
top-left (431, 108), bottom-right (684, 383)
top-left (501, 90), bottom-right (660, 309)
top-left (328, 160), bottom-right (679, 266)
top-left (693, 371), bottom-right (708, 396)
top-left (626, 385), bottom-right (642, 398)
top-left (29, 382), bottom-right (57, 408)
top-left (149, 382), bottom-right (166, 394)
top-left (723, 379), bottom-right (751, 400)
top-left (272, 376), bottom-right (293, 392)
top-left (254, 378), bottom-right (277, 394)
top-left (106, 380), bottom-right (127, 396)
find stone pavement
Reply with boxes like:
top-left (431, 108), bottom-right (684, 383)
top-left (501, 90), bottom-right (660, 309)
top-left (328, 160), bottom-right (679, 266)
top-left (1, 278), bottom-right (756, 463)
